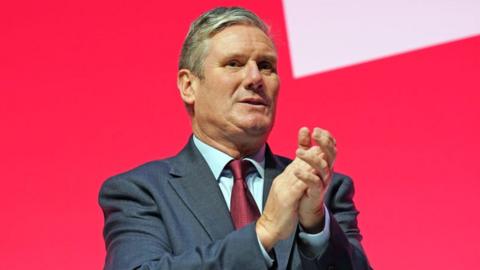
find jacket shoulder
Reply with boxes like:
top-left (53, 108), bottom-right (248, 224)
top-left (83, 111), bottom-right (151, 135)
top-left (99, 157), bottom-right (177, 196)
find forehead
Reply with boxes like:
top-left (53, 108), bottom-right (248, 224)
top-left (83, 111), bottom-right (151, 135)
top-left (206, 24), bottom-right (277, 59)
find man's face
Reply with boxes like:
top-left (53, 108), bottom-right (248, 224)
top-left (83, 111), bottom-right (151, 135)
top-left (190, 24), bottom-right (280, 141)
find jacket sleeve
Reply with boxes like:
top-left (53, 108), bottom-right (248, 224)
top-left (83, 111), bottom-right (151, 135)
top-left (98, 175), bottom-right (269, 270)
top-left (298, 174), bottom-right (373, 270)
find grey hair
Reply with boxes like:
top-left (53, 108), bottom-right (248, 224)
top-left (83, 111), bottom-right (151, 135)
top-left (179, 7), bottom-right (270, 78)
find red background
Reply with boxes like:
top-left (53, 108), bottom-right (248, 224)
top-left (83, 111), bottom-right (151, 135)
top-left (1, 0), bottom-right (479, 269)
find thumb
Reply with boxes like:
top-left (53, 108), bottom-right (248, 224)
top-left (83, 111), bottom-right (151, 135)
top-left (298, 127), bottom-right (311, 150)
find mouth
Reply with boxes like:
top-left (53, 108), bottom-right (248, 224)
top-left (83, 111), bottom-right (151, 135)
top-left (239, 97), bottom-right (268, 107)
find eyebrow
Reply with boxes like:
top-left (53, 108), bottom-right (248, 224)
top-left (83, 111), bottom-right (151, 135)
top-left (221, 53), bottom-right (278, 63)
top-left (258, 55), bottom-right (277, 63)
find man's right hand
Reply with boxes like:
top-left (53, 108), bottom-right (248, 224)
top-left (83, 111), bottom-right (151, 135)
top-left (255, 156), bottom-right (317, 251)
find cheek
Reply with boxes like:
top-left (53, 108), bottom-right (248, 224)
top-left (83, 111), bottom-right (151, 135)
top-left (214, 80), bottom-right (241, 102)
top-left (202, 87), bottom-right (234, 113)
top-left (266, 78), bottom-right (280, 99)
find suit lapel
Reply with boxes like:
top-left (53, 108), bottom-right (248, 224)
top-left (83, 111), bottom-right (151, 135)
top-left (262, 145), bottom-right (283, 210)
top-left (263, 147), bottom-right (297, 269)
top-left (167, 138), bottom-right (235, 241)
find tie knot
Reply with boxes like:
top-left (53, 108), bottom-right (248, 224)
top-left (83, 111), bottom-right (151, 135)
top-left (228, 159), bottom-right (248, 180)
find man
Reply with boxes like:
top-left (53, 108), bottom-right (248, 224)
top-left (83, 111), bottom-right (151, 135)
top-left (99, 7), bottom-right (371, 270)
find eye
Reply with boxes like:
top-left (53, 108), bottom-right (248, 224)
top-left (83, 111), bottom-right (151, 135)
top-left (258, 61), bottom-right (276, 73)
top-left (226, 59), bottom-right (243, 68)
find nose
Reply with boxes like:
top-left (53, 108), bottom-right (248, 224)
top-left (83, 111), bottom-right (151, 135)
top-left (244, 61), bottom-right (264, 92)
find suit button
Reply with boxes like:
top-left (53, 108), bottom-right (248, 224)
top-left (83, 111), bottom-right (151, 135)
top-left (327, 266), bottom-right (334, 270)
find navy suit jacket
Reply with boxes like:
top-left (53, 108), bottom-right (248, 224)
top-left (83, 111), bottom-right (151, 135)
top-left (99, 138), bottom-right (371, 269)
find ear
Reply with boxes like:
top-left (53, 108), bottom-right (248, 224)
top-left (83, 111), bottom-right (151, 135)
top-left (177, 69), bottom-right (198, 105)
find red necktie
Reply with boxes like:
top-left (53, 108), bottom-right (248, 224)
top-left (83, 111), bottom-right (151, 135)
top-left (228, 159), bottom-right (260, 229)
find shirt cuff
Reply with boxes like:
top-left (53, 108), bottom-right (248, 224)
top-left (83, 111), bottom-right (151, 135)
top-left (297, 204), bottom-right (331, 258)
top-left (257, 234), bottom-right (275, 267)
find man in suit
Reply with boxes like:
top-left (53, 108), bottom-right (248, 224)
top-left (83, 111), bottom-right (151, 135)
top-left (99, 6), bottom-right (372, 270)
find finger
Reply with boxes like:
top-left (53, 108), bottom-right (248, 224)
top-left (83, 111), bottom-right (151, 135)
top-left (298, 127), bottom-right (311, 150)
top-left (319, 164), bottom-right (333, 186)
top-left (297, 146), bottom-right (333, 186)
top-left (319, 145), bottom-right (336, 170)
top-left (312, 127), bottom-right (336, 147)
top-left (305, 186), bottom-right (322, 199)
top-left (293, 160), bottom-right (328, 201)
top-left (312, 128), bottom-right (336, 152)
top-left (290, 175), bottom-right (309, 195)
top-left (296, 147), bottom-right (329, 180)
top-left (293, 167), bottom-right (323, 188)
top-left (312, 128), bottom-right (336, 169)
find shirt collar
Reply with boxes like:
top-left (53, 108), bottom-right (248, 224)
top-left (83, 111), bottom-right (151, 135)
top-left (192, 135), bottom-right (265, 180)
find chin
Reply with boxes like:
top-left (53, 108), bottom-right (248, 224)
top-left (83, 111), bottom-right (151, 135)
top-left (240, 120), bottom-right (273, 137)
top-left (229, 112), bottom-right (274, 136)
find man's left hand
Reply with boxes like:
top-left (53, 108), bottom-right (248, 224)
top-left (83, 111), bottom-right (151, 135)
top-left (294, 127), bottom-right (337, 233)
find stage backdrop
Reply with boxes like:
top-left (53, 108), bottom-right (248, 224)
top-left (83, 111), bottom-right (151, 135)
top-left (1, 0), bottom-right (479, 269)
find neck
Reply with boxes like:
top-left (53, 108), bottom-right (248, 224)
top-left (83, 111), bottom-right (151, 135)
top-left (192, 123), bottom-right (268, 159)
